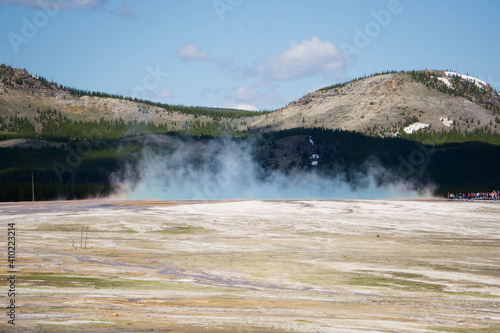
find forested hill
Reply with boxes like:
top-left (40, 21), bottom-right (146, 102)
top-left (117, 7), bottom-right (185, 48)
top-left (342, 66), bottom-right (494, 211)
top-left (1, 65), bottom-right (500, 143)
top-left (0, 65), bottom-right (267, 138)
top-left (251, 70), bottom-right (500, 144)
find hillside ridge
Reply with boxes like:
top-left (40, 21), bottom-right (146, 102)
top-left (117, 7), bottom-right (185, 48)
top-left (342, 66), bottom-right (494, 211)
top-left (250, 70), bottom-right (500, 136)
top-left (1, 65), bottom-right (500, 139)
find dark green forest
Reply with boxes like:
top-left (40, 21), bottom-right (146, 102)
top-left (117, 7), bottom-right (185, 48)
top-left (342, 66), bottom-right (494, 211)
top-left (265, 128), bottom-right (500, 196)
top-left (1, 127), bottom-right (499, 201)
top-left (0, 111), bottom-right (245, 140)
top-left (3, 108), bottom-right (500, 145)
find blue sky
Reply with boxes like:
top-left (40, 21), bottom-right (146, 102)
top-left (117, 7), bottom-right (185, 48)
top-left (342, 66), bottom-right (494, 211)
top-left (1, 0), bottom-right (499, 111)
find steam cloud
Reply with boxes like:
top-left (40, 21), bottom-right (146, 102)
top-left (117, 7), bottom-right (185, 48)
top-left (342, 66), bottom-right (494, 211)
top-left (111, 138), bottom-right (433, 200)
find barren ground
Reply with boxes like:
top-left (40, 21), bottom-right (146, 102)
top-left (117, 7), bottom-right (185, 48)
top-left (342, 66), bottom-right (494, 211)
top-left (0, 199), bottom-right (499, 332)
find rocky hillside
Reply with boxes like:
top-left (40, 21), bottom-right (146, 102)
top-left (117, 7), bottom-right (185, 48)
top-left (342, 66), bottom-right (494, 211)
top-left (249, 71), bottom-right (500, 136)
top-left (0, 65), bottom-right (256, 136)
top-left (2, 65), bottom-right (499, 139)
top-left (0, 67), bottom-right (187, 124)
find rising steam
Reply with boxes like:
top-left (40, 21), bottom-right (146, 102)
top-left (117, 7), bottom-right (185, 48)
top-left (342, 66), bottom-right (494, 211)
top-left (111, 137), bottom-right (433, 200)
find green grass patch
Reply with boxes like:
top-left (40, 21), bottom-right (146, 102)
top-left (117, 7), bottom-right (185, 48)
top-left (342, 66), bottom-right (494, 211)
top-left (433, 265), bottom-right (461, 272)
top-left (444, 291), bottom-right (499, 298)
top-left (2, 273), bottom-right (236, 292)
top-left (19, 273), bottom-right (149, 289)
top-left (34, 224), bottom-right (138, 233)
top-left (35, 224), bottom-right (84, 232)
top-left (347, 273), bottom-right (444, 293)
top-left (390, 272), bottom-right (425, 279)
top-left (476, 267), bottom-right (500, 276)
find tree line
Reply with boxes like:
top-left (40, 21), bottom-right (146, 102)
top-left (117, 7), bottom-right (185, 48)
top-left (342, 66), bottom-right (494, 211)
top-left (1, 128), bottom-right (499, 201)
top-left (34, 75), bottom-right (266, 120)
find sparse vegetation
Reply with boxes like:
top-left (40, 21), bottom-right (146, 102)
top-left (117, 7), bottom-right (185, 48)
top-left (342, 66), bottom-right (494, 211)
top-left (36, 75), bottom-right (268, 120)
top-left (317, 70), bottom-right (400, 93)
top-left (410, 70), bottom-right (500, 114)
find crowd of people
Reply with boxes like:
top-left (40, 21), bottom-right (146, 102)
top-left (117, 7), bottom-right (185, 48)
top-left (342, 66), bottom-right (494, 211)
top-left (448, 191), bottom-right (498, 201)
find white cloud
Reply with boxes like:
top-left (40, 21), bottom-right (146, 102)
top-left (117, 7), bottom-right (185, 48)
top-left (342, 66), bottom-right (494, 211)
top-left (116, 0), bottom-right (134, 18)
top-left (256, 36), bottom-right (349, 81)
top-left (176, 44), bottom-right (209, 62)
top-left (233, 85), bottom-right (257, 100)
top-left (156, 88), bottom-right (174, 99)
top-left (1, 0), bottom-right (107, 10)
top-left (223, 85), bottom-right (280, 109)
top-left (66, 0), bottom-right (106, 9)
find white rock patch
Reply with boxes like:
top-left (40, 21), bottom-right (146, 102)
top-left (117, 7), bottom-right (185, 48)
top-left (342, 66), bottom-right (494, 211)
top-left (404, 123), bottom-right (430, 134)
top-left (440, 117), bottom-right (453, 127)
